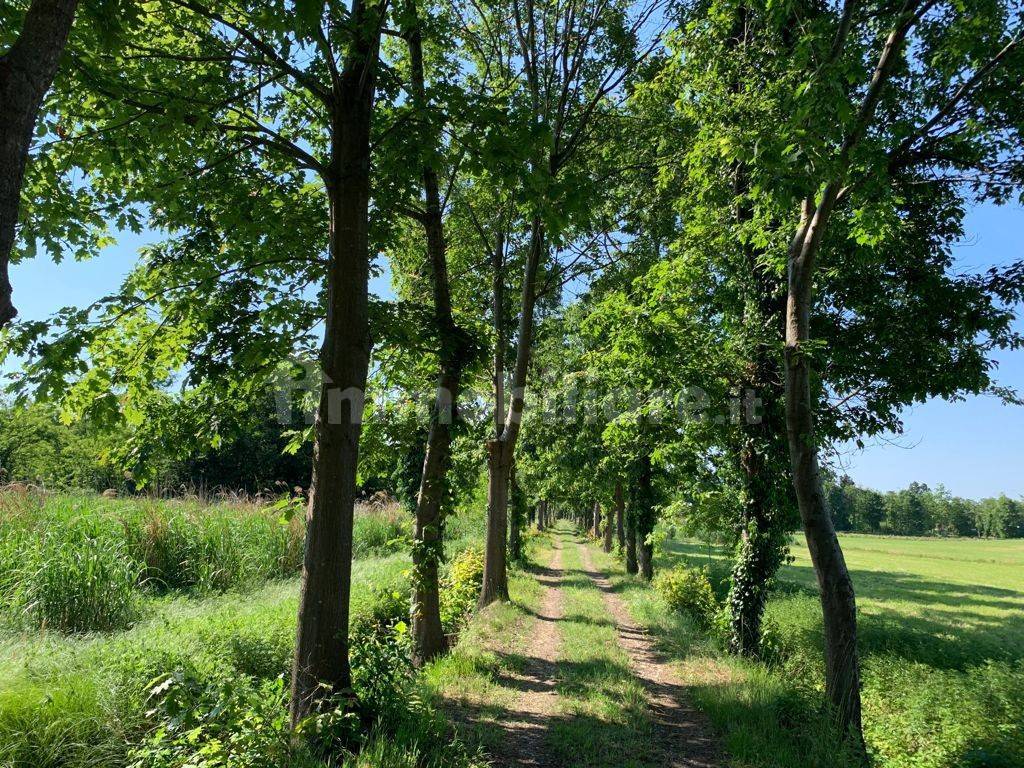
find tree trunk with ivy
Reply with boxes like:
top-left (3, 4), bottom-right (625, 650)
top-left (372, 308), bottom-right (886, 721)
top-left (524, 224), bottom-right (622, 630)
top-left (404, 0), bottom-right (472, 667)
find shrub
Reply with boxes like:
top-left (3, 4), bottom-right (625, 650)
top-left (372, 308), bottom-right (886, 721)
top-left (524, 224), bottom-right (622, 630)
top-left (439, 548), bottom-right (485, 634)
top-left (653, 564), bottom-right (717, 627)
top-left (129, 671), bottom-right (336, 768)
top-left (350, 587), bottom-right (414, 723)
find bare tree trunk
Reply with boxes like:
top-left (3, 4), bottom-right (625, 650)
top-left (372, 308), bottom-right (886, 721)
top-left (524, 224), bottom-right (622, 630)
top-left (785, 216), bottom-right (862, 738)
top-left (614, 481), bottom-right (625, 550)
top-left (603, 499), bottom-right (614, 553)
top-left (0, 0), bottom-right (79, 328)
top-left (634, 454), bottom-right (656, 581)
top-left (592, 500), bottom-right (601, 538)
top-left (290, 9), bottom-right (379, 726)
top-left (536, 500), bottom-right (545, 531)
top-left (480, 216), bottom-right (544, 607)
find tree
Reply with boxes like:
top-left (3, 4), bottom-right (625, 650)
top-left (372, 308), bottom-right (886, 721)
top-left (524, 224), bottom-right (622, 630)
top-left (0, 0), bottom-right (80, 328)
top-left (4, 0), bottom-right (395, 725)
top-left (475, 0), bottom-right (666, 606)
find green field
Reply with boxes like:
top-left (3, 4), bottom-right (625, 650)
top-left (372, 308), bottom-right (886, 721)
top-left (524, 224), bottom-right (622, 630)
top-left (659, 533), bottom-right (1024, 768)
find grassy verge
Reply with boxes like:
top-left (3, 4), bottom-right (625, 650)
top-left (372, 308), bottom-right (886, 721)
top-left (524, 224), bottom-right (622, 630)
top-left (419, 530), bottom-right (548, 754)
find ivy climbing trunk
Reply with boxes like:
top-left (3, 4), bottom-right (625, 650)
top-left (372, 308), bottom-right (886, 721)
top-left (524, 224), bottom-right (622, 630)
top-left (727, 153), bottom-right (793, 658)
top-left (290, 7), bottom-right (380, 727)
top-left (404, 0), bottom-right (471, 667)
top-left (0, 0), bottom-right (80, 328)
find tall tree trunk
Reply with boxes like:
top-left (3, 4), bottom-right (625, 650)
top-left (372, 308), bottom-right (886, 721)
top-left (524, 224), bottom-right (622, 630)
top-left (592, 500), bottom-right (601, 538)
top-left (625, 508), bottom-right (638, 575)
top-left (778, 4), bottom-right (918, 738)
top-left (480, 440), bottom-right (510, 604)
top-left (404, 0), bottom-right (471, 667)
top-left (480, 216), bottom-right (544, 607)
top-left (603, 499), bottom-right (614, 553)
top-left (727, 155), bottom-right (793, 658)
top-left (290, 10), bottom-right (379, 727)
top-left (614, 481), bottom-right (625, 550)
top-left (0, 0), bottom-right (79, 329)
top-left (536, 500), bottom-right (545, 531)
top-left (785, 200), bottom-right (862, 738)
top-left (634, 454), bottom-right (656, 581)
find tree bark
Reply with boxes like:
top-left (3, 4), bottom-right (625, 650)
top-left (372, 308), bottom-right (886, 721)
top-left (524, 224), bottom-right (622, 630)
top-left (0, 0), bottom-right (80, 329)
top-left (603, 498), bottom-right (614, 553)
top-left (785, 208), bottom-right (862, 738)
top-left (592, 500), bottom-right (601, 538)
top-left (404, 0), bottom-right (471, 667)
top-left (614, 481), bottom-right (625, 550)
top-left (634, 454), bottom-right (656, 581)
top-left (625, 508), bottom-right (638, 575)
top-left (289, 6), bottom-right (380, 726)
top-left (480, 440), bottom-right (510, 605)
top-left (536, 500), bottom-right (545, 531)
top-left (479, 215), bottom-right (544, 607)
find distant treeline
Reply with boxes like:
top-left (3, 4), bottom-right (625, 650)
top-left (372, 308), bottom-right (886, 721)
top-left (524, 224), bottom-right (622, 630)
top-left (826, 477), bottom-right (1024, 539)
top-left (0, 401), bottom-right (311, 495)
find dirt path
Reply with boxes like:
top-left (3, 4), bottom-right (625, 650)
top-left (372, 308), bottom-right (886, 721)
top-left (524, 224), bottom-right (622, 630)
top-left (492, 535), bottom-right (566, 767)
top-left (577, 539), bottom-right (720, 768)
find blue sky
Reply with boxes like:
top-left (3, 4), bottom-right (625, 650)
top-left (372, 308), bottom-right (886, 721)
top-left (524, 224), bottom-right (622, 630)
top-left (7, 202), bottom-right (1023, 500)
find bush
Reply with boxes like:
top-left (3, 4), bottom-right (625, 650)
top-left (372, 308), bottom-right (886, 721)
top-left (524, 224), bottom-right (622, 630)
top-left (653, 564), bottom-right (718, 627)
top-left (439, 548), bottom-right (484, 634)
top-left (351, 586), bottom-right (414, 722)
top-left (129, 671), bottom-right (337, 768)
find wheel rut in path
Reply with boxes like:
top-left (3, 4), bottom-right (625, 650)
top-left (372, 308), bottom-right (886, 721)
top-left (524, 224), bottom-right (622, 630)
top-left (577, 540), bottom-right (720, 768)
top-left (492, 534), bottom-right (565, 767)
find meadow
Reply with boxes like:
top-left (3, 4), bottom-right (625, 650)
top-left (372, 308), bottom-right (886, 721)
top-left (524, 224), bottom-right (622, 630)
top-left (0, 489), bottom-right (489, 768)
top-left (645, 532), bottom-right (1024, 768)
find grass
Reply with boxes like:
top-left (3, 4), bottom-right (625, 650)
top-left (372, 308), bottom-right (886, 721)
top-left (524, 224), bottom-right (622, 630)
top-left (0, 490), bottom-right (487, 768)
top-left (649, 531), bottom-right (1024, 768)
top-left (0, 489), bottom-right (411, 632)
top-left (547, 532), bottom-right (654, 768)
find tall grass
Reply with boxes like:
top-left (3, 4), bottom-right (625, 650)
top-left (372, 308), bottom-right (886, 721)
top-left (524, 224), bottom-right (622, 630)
top-left (0, 489), bottom-right (409, 633)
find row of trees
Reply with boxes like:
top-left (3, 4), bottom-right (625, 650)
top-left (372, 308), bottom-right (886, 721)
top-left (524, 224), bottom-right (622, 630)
top-left (827, 477), bottom-right (1024, 538)
top-left (4, 0), bottom-right (1023, 753)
